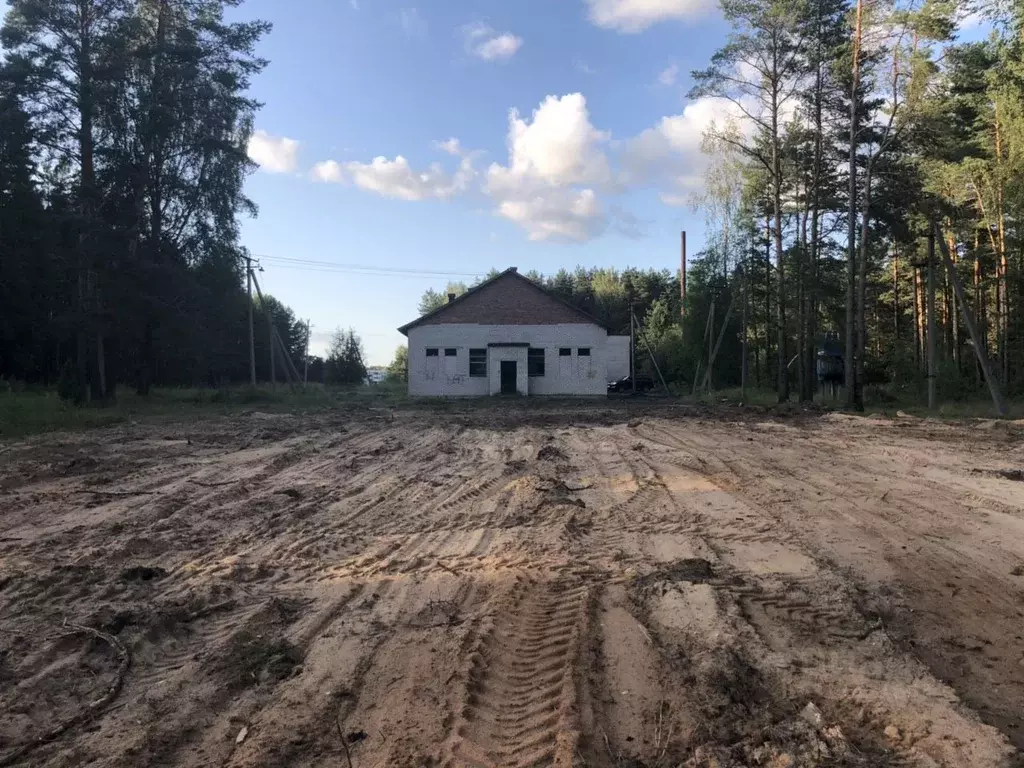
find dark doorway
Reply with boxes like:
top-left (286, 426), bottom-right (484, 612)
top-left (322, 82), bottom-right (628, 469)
top-left (500, 360), bottom-right (517, 394)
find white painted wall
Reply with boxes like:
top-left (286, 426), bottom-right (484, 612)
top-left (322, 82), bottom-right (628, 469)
top-left (407, 323), bottom-right (609, 396)
top-left (606, 336), bottom-right (630, 381)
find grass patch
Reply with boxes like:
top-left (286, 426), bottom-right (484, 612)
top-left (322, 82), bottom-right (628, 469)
top-left (0, 383), bottom-right (408, 441)
top-left (0, 391), bottom-right (130, 440)
top-left (684, 384), bottom-right (1021, 419)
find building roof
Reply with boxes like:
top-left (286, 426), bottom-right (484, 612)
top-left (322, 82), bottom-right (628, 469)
top-left (398, 267), bottom-right (612, 335)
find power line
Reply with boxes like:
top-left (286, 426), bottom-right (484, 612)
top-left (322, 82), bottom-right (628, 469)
top-left (254, 254), bottom-right (484, 279)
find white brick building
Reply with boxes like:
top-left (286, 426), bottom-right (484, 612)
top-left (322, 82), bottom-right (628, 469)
top-left (399, 268), bottom-right (630, 397)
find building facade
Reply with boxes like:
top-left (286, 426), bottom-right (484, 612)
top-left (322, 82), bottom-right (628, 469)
top-left (399, 268), bottom-right (629, 397)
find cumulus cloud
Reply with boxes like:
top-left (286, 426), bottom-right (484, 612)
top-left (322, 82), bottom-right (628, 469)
top-left (461, 23), bottom-right (523, 61)
top-left (489, 93), bottom-right (611, 189)
top-left (312, 91), bottom-right (748, 242)
top-left (585, 0), bottom-right (708, 32)
top-left (622, 96), bottom-right (744, 192)
top-left (247, 130), bottom-right (299, 173)
top-left (496, 188), bottom-right (605, 242)
top-left (312, 154), bottom-right (476, 201)
top-left (484, 93), bottom-right (614, 242)
top-left (311, 160), bottom-right (344, 183)
top-left (658, 63), bottom-right (679, 86)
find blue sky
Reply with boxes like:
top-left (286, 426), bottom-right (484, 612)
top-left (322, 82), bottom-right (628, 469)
top-left (236, 0), bottom-right (731, 363)
top-left (0, 0), bottom-right (987, 365)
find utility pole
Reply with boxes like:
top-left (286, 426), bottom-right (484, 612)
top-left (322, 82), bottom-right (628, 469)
top-left (680, 231), bottom-right (687, 325)
top-left (707, 298), bottom-right (715, 392)
top-left (741, 263), bottom-right (749, 402)
top-left (927, 226), bottom-right (936, 412)
top-left (630, 301), bottom-right (636, 394)
top-left (632, 305), bottom-right (669, 393)
top-left (260, 267), bottom-right (275, 389)
top-left (245, 255), bottom-right (256, 386)
top-left (304, 320), bottom-right (311, 386)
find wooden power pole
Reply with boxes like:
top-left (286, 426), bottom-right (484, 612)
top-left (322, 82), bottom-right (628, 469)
top-left (245, 255), bottom-right (256, 386)
top-left (680, 231), bottom-right (687, 324)
top-left (304, 320), bottom-right (311, 386)
top-left (629, 301), bottom-right (636, 394)
top-left (741, 263), bottom-right (749, 402)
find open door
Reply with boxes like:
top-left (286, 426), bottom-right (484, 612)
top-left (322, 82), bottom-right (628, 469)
top-left (500, 360), bottom-right (517, 394)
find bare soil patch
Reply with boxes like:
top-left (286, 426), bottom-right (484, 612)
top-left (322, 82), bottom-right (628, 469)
top-left (1, 404), bottom-right (1022, 766)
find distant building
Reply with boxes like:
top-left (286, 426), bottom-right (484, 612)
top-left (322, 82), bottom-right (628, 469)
top-left (398, 267), bottom-right (629, 397)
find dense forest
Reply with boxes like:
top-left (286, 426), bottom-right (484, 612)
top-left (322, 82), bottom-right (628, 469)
top-left (5, 0), bottom-right (1024, 407)
top-left (687, 0), bottom-right (1024, 409)
top-left (0, 0), bottom-right (317, 399)
top-left (416, 0), bottom-right (1024, 408)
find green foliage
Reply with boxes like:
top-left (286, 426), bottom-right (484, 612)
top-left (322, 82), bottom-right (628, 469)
top-left (387, 346), bottom-right (409, 382)
top-left (418, 282), bottom-right (469, 315)
top-left (0, 0), bottom-right (281, 396)
top-left (326, 328), bottom-right (367, 385)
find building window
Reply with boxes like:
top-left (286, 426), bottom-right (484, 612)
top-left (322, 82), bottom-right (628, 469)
top-left (528, 348), bottom-right (546, 377)
top-left (444, 348), bottom-right (457, 356)
top-left (426, 348), bottom-right (439, 357)
top-left (559, 348), bottom-right (572, 356)
top-left (578, 347), bottom-right (591, 357)
top-left (469, 348), bottom-right (487, 377)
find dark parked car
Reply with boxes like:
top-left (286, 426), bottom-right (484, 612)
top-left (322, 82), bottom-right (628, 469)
top-left (608, 374), bottom-right (655, 393)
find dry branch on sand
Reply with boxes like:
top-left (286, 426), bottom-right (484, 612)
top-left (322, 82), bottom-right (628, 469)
top-left (0, 623), bottom-right (130, 767)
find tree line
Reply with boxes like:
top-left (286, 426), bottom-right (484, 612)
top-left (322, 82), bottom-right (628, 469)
top-left (688, 0), bottom-right (1024, 406)
top-left (408, 0), bottom-right (1024, 407)
top-left (0, 0), bottom-right (329, 399)
top-left (412, 0), bottom-right (1024, 405)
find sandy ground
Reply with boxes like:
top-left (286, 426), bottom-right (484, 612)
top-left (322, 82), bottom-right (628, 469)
top-left (1, 402), bottom-right (1023, 767)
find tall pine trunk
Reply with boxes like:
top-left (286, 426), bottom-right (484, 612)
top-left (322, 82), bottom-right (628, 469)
top-left (845, 0), bottom-right (863, 409)
top-left (772, 75), bottom-right (788, 401)
top-left (77, 0), bottom-right (104, 401)
top-left (856, 162), bottom-right (872, 409)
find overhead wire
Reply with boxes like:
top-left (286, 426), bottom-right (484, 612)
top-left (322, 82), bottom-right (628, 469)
top-left (254, 254), bottom-right (484, 279)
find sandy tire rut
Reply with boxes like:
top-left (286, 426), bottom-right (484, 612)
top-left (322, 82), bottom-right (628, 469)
top-left (446, 576), bottom-right (590, 768)
top-left (1, 407), bottom-right (1022, 767)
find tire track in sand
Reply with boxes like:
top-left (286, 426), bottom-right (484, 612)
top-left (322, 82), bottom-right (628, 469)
top-left (445, 577), bottom-right (590, 768)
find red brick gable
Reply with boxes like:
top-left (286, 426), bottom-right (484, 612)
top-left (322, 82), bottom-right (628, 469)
top-left (398, 270), bottom-right (608, 334)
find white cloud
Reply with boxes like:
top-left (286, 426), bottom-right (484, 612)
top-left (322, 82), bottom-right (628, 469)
top-left (461, 23), bottom-right (523, 61)
top-left (585, 0), bottom-right (707, 32)
top-left (658, 63), bottom-right (679, 86)
top-left (484, 93), bottom-right (614, 242)
top-left (435, 137), bottom-right (463, 156)
top-left (399, 8), bottom-right (427, 39)
top-left (350, 0), bottom-right (358, 8)
top-left (958, 9), bottom-right (986, 29)
top-left (496, 188), bottom-right (605, 242)
top-left (311, 160), bottom-right (344, 183)
top-left (247, 130), bottom-right (299, 173)
top-left (313, 155), bottom-right (476, 201)
top-left (490, 93), bottom-right (611, 189)
top-left (311, 91), bottom-right (744, 243)
top-left (477, 33), bottom-right (523, 61)
top-left (622, 96), bottom-right (744, 191)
